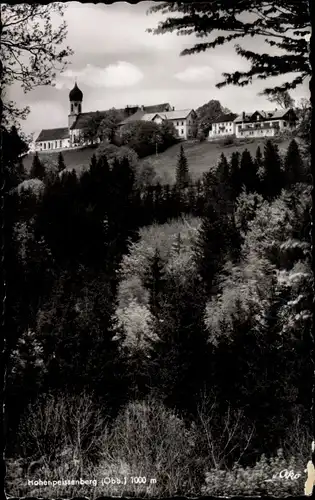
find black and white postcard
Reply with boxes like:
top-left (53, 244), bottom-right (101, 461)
top-left (1, 1), bottom-right (314, 498)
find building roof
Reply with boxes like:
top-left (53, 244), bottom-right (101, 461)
top-left (234, 108), bottom-right (297, 123)
top-left (70, 110), bottom-right (111, 130)
top-left (119, 103), bottom-right (172, 126)
top-left (119, 110), bottom-right (146, 126)
top-left (143, 103), bottom-right (171, 113)
top-left (35, 127), bottom-right (69, 142)
top-left (212, 112), bottom-right (238, 124)
top-left (234, 113), bottom-right (253, 123)
top-left (141, 113), bottom-right (161, 121)
top-left (158, 109), bottom-right (194, 120)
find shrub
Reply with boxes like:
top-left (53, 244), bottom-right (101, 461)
top-left (100, 399), bottom-right (197, 495)
top-left (96, 142), bottom-right (138, 169)
top-left (202, 450), bottom-right (306, 496)
top-left (223, 136), bottom-right (236, 146)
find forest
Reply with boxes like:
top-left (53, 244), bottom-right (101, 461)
top-left (3, 126), bottom-right (313, 497)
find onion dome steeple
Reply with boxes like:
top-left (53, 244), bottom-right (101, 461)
top-left (69, 82), bottom-right (83, 102)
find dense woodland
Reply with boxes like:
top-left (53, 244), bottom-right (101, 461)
top-left (3, 122), bottom-right (313, 495)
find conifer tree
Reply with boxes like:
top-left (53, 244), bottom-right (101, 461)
top-left (147, 2), bottom-right (310, 99)
top-left (217, 152), bottom-right (230, 185)
top-left (175, 145), bottom-right (190, 189)
top-left (240, 149), bottom-right (259, 193)
top-left (30, 152), bottom-right (45, 180)
top-left (194, 201), bottom-right (229, 292)
top-left (230, 151), bottom-right (241, 200)
top-left (283, 139), bottom-right (305, 187)
top-left (16, 158), bottom-right (27, 184)
top-left (261, 140), bottom-right (284, 200)
top-left (57, 152), bottom-right (66, 172)
top-left (90, 153), bottom-right (98, 171)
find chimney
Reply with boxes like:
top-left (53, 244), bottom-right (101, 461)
top-left (172, 106), bottom-right (175, 111)
top-left (242, 111), bottom-right (246, 120)
top-left (140, 105), bottom-right (145, 111)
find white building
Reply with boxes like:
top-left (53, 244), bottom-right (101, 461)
top-left (35, 128), bottom-right (70, 152)
top-left (234, 109), bottom-right (297, 139)
top-left (208, 113), bottom-right (238, 140)
top-left (119, 109), bottom-right (197, 140)
top-left (155, 109), bottom-right (197, 139)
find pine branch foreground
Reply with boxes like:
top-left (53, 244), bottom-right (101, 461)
top-left (147, 1), bottom-right (311, 96)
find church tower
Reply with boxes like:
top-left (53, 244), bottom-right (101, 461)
top-left (68, 82), bottom-right (83, 129)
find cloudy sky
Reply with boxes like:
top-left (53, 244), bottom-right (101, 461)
top-left (7, 1), bottom-right (310, 138)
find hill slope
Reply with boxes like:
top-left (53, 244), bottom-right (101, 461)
top-left (142, 138), bottom-right (292, 184)
top-left (23, 138), bottom-right (291, 183)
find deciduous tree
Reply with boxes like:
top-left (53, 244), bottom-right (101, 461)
top-left (98, 109), bottom-right (125, 143)
top-left (265, 90), bottom-right (295, 110)
top-left (1, 3), bottom-right (73, 124)
top-left (195, 100), bottom-right (231, 138)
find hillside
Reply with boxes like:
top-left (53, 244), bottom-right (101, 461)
top-left (22, 145), bottom-right (98, 174)
top-left (23, 137), bottom-right (292, 183)
top-left (142, 138), bottom-right (292, 184)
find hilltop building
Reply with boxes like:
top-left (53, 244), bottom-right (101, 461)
top-left (118, 107), bottom-right (197, 139)
top-left (208, 108), bottom-right (297, 141)
top-left (35, 83), bottom-right (196, 151)
top-left (208, 112), bottom-right (238, 140)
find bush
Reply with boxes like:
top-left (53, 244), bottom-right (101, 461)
top-left (6, 397), bottom-right (199, 498)
top-left (202, 449), bottom-right (306, 496)
top-left (223, 136), bottom-right (236, 146)
top-left (101, 399), bottom-right (197, 495)
top-left (96, 142), bottom-right (139, 169)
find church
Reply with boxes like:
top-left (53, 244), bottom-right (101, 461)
top-left (35, 82), bottom-right (196, 152)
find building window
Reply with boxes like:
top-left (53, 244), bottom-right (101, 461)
top-left (55, 141), bottom-right (58, 148)
top-left (78, 103), bottom-right (81, 113)
top-left (71, 104), bottom-right (74, 113)
top-left (181, 129), bottom-right (184, 135)
top-left (43, 143), bottom-right (46, 150)
top-left (177, 121), bottom-right (179, 126)
top-left (283, 122), bottom-right (287, 127)
top-left (181, 121), bottom-right (184, 125)
top-left (60, 140), bottom-right (62, 147)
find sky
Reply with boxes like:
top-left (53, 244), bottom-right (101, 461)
top-left (6, 1), bottom-right (310, 139)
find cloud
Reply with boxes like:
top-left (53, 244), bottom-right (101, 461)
top-left (174, 65), bottom-right (216, 83)
top-left (55, 62), bottom-right (144, 89)
top-left (64, 3), bottom-right (187, 56)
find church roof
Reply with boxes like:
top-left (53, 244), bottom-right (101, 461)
top-left (35, 127), bottom-right (69, 142)
top-left (70, 110), bottom-right (115, 130)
